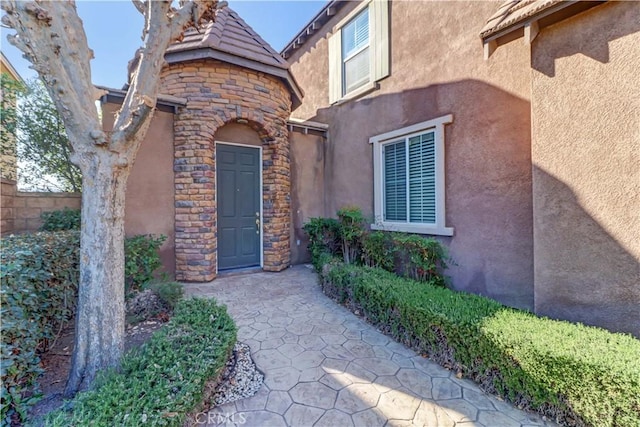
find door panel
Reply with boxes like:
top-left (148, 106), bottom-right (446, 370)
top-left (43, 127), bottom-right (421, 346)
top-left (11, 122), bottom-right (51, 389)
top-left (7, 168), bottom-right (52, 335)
top-left (217, 144), bottom-right (260, 270)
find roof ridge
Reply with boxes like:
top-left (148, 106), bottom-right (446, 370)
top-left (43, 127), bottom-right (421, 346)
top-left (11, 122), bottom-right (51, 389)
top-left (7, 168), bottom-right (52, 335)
top-left (167, 5), bottom-right (289, 69)
top-left (225, 7), bottom-right (287, 65)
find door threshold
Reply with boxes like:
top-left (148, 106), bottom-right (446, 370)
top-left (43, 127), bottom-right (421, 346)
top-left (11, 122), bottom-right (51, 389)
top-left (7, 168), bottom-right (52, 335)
top-left (217, 266), bottom-right (263, 278)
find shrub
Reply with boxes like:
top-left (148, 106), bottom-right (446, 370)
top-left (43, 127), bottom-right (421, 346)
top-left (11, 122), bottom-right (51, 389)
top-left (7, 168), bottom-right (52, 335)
top-left (302, 217), bottom-right (342, 269)
top-left (46, 298), bottom-right (237, 427)
top-left (391, 233), bottom-right (448, 286)
top-left (124, 234), bottom-right (167, 293)
top-left (0, 231), bottom-right (167, 424)
top-left (336, 205), bottom-right (366, 264)
top-left (39, 207), bottom-right (81, 231)
top-left (320, 262), bottom-right (640, 427)
top-left (1, 231), bottom-right (80, 425)
top-left (304, 208), bottom-right (449, 286)
top-left (361, 230), bottom-right (394, 270)
top-left (143, 281), bottom-right (184, 310)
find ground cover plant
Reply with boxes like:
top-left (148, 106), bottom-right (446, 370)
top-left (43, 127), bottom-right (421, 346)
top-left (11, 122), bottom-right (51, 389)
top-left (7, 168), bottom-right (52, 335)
top-left (46, 298), bottom-right (237, 426)
top-left (305, 208), bottom-right (640, 427)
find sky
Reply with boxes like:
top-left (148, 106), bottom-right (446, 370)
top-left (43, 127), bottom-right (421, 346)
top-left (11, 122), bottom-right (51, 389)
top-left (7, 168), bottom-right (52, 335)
top-left (1, 0), bottom-right (325, 88)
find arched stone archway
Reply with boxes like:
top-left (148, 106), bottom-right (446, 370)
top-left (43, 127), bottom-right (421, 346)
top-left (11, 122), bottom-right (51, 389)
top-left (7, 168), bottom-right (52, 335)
top-left (160, 60), bottom-right (291, 281)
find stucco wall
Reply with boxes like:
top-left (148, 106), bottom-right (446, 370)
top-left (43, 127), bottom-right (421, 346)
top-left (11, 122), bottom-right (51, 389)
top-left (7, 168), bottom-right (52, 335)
top-left (289, 128), bottom-right (327, 264)
top-left (102, 103), bottom-right (177, 276)
top-left (289, 1), bottom-right (535, 308)
top-left (530, 2), bottom-right (640, 336)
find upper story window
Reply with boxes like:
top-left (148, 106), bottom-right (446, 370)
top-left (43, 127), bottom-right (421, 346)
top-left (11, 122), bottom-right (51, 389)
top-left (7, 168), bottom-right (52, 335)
top-left (342, 8), bottom-right (370, 95)
top-left (329, 0), bottom-right (389, 104)
top-left (370, 115), bottom-right (454, 236)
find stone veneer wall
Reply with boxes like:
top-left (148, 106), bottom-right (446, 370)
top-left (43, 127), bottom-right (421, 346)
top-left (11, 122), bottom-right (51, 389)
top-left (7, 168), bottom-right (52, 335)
top-left (160, 60), bottom-right (292, 281)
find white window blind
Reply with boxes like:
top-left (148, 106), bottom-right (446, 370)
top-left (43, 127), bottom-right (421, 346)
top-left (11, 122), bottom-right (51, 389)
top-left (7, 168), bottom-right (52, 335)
top-left (371, 114), bottom-right (454, 236)
top-left (383, 140), bottom-right (407, 221)
top-left (342, 8), bottom-right (370, 95)
top-left (328, 1), bottom-right (389, 104)
top-left (409, 133), bottom-right (436, 223)
top-left (382, 131), bottom-right (437, 224)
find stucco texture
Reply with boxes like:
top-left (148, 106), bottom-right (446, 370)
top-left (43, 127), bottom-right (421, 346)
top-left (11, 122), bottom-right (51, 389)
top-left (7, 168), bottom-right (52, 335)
top-left (531, 1), bottom-right (640, 336)
top-left (289, 129), bottom-right (326, 264)
top-left (102, 104), bottom-right (177, 276)
top-left (289, 1), bottom-right (535, 308)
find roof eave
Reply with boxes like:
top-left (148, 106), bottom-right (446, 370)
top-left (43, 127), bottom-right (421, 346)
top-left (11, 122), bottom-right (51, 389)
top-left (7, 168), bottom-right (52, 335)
top-left (1, 52), bottom-right (25, 83)
top-left (96, 85), bottom-right (187, 112)
top-left (280, 0), bottom-right (347, 59)
top-left (165, 48), bottom-right (303, 109)
top-left (481, 0), bottom-right (606, 58)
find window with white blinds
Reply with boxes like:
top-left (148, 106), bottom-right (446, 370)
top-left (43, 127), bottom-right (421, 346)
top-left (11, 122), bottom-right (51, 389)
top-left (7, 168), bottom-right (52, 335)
top-left (382, 132), bottom-right (436, 224)
top-left (371, 115), bottom-right (454, 236)
top-left (328, 0), bottom-right (389, 104)
top-left (383, 140), bottom-right (407, 221)
top-left (342, 8), bottom-right (370, 95)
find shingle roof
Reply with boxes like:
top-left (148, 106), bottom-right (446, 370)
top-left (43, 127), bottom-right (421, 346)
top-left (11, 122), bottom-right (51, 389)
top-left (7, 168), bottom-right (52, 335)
top-left (480, 0), bottom-right (566, 39)
top-left (166, 5), bottom-right (288, 70)
top-left (165, 5), bottom-right (302, 108)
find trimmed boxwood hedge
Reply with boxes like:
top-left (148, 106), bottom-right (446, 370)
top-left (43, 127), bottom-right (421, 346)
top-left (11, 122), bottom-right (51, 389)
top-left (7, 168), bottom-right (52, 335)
top-left (46, 298), bottom-right (237, 426)
top-left (320, 261), bottom-right (640, 427)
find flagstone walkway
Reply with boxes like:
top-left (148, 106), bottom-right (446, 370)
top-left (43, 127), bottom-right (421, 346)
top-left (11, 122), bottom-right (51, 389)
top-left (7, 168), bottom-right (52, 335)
top-left (183, 265), bottom-right (556, 427)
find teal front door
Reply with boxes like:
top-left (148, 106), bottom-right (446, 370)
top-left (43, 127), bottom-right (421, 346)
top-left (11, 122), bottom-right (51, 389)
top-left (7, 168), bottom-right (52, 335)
top-left (216, 143), bottom-right (261, 270)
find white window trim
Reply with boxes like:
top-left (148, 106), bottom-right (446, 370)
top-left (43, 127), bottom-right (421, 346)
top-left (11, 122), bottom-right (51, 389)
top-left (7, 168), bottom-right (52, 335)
top-left (329, 0), bottom-right (389, 104)
top-left (370, 114), bottom-right (454, 236)
top-left (333, 81), bottom-right (377, 106)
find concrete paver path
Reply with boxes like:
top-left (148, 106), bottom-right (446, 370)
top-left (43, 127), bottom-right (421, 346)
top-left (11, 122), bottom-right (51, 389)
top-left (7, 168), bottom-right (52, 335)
top-left (184, 265), bottom-right (555, 427)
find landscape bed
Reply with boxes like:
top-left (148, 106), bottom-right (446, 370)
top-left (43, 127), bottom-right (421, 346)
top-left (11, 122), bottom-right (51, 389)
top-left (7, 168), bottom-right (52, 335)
top-left (46, 298), bottom-right (237, 426)
top-left (317, 260), bottom-right (640, 427)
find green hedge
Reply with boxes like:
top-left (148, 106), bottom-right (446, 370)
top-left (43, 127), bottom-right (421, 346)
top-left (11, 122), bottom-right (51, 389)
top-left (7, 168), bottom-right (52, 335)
top-left (0, 231), bottom-right (167, 424)
top-left (46, 298), bottom-right (237, 426)
top-left (321, 262), bottom-right (640, 427)
top-left (1, 231), bottom-right (80, 425)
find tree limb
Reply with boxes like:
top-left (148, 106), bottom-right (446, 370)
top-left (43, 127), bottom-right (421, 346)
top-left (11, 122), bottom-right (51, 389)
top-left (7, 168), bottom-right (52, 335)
top-left (111, 0), bottom-right (218, 155)
top-left (1, 0), bottom-right (106, 156)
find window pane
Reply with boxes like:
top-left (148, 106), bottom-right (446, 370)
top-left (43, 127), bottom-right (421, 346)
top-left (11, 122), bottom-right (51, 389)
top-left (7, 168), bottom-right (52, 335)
top-left (342, 8), bottom-right (369, 58)
top-left (383, 141), bottom-right (407, 221)
top-left (408, 132), bottom-right (436, 223)
top-left (344, 47), bottom-right (370, 94)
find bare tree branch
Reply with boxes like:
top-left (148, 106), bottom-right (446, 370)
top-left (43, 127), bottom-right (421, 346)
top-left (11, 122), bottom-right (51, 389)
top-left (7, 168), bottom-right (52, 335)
top-left (131, 0), bottom-right (150, 43)
top-left (111, 0), bottom-right (218, 154)
top-left (1, 0), bottom-right (106, 157)
top-left (1, 0), bottom-right (219, 400)
top-left (131, 0), bottom-right (147, 15)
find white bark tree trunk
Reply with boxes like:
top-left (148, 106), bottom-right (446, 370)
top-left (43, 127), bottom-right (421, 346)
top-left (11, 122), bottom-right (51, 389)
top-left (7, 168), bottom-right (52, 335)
top-left (1, 0), bottom-right (219, 396)
top-left (66, 154), bottom-right (130, 393)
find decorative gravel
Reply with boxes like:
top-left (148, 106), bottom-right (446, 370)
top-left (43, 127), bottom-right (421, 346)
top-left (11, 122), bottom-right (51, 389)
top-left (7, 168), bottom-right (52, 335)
top-left (211, 342), bottom-right (264, 406)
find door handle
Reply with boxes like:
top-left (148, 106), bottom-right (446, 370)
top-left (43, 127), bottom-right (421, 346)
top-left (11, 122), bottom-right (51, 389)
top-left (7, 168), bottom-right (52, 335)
top-left (255, 214), bottom-right (260, 234)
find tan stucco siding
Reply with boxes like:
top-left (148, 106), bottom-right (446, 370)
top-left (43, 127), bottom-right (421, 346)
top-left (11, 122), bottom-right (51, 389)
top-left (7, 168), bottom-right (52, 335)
top-left (289, 1), bottom-right (535, 308)
top-left (531, 2), bottom-right (640, 335)
top-left (289, 129), bottom-right (327, 264)
top-left (102, 103), bottom-right (177, 276)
